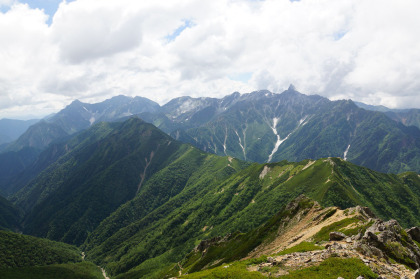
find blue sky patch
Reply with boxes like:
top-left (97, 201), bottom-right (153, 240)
top-left (333, 30), bottom-right (347, 41)
top-left (0, 0), bottom-right (75, 25)
top-left (229, 72), bottom-right (253, 83)
top-left (166, 20), bottom-right (194, 42)
top-left (0, 6), bottom-right (9, 13)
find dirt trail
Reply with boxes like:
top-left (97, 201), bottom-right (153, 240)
top-left (177, 262), bottom-right (183, 276)
top-left (82, 250), bottom-right (109, 279)
top-left (247, 205), bottom-right (356, 258)
top-left (249, 241), bottom-right (415, 278)
top-left (101, 268), bottom-right (110, 279)
top-left (244, 203), bottom-right (416, 278)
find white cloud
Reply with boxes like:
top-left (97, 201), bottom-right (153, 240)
top-left (0, 0), bottom-right (14, 7)
top-left (51, 0), bottom-right (145, 63)
top-left (0, 0), bottom-right (420, 119)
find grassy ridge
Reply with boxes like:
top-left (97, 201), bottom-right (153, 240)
top-left (4, 118), bottom-right (419, 278)
top-left (13, 118), bottom-right (187, 245)
top-left (84, 157), bottom-right (420, 278)
top-left (178, 258), bottom-right (376, 279)
top-left (85, 153), bottom-right (247, 276)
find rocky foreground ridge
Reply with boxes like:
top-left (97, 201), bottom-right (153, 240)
top-left (171, 195), bottom-right (420, 278)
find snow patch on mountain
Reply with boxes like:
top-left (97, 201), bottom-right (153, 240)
top-left (235, 129), bottom-right (246, 160)
top-left (299, 115), bottom-right (309, 126)
top-left (223, 127), bottom-right (228, 155)
top-left (343, 144), bottom-right (350, 161)
top-left (268, 118), bottom-right (281, 163)
top-left (267, 116), bottom-right (309, 162)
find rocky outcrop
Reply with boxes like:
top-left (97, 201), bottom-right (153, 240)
top-left (330, 231), bottom-right (347, 241)
top-left (194, 233), bottom-right (234, 254)
top-left (357, 219), bottom-right (420, 269)
top-left (251, 204), bottom-right (420, 278)
top-left (180, 196), bottom-right (420, 278)
top-left (354, 206), bottom-right (376, 219)
top-left (408, 227), bottom-right (420, 243)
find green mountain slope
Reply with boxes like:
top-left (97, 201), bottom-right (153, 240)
top-left (13, 118), bottom-right (186, 245)
top-left (82, 157), bottom-right (420, 278)
top-left (6, 121), bottom-right (68, 152)
top-left (170, 90), bottom-right (328, 163)
top-left (0, 230), bottom-right (103, 279)
top-left (4, 115), bottom-right (419, 278)
top-left (0, 230), bottom-right (81, 268)
top-left (0, 196), bottom-right (22, 231)
top-left (385, 109), bottom-right (420, 129)
top-left (272, 100), bottom-right (420, 173)
top-left (3, 120), bottom-right (121, 196)
top-left (0, 262), bottom-right (103, 279)
top-left (355, 101), bottom-right (420, 129)
top-left (4, 90), bottom-right (419, 174)
top-left (4, 95), bottom-right (161, 153)
top-left (171, 90), bottom-right (420, 173)
top-left (175, 196), bottom-right (419, 279)
top-left (0, 147), bottom-right (40, 196)
top-left (0, 118), bottom-right (39, 145)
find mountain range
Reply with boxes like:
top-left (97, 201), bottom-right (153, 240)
top-left (1, 87), bottom-right (420, 176)
top-left (0, 88), bottom-right (420, 278)
top-left (354, 101), bottom-right (420, 128)
top-left (0, 118), bottom-right (39, 146)
top-left (0, 117), bottom-right (419, 278)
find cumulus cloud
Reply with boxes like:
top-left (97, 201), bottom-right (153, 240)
top-left (0, 0), bottom-right (14, 7)
top-left (51, 0), bottom-right (145, 63)
top-left (0, 0), bottom-right (419, 118)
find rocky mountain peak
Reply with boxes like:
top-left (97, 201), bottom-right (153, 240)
top-left (288, 84), bottom-right (296, 91)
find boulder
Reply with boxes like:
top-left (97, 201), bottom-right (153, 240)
top-left (407, 227), bottom-right (420, 243)
top-left (267, 256), bottom-right (278, 265)
top-left (355, 206), bottom-right (376, 219)
top-left (329, 231), bottom-right (347, 241)
top-left (359, 220), bottom-right (420, 269)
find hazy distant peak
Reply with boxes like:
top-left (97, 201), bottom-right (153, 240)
top-left (109, 95), bottom-right (132, 102)
top-left (288, 84), bottom-right (296, 91)
top-left (69, 99), bottom-right (83, 106)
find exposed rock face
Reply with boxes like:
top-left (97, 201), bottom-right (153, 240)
top-left (183, 196), bottom-right (420, 279)
top-left (330, 231), bottom-right (347, 241)
top-left (194, 234), bottom-right (233, 254)
top-left (257, 202), bottom-right (420, 277)
top-left (408, 227), bottom-right (420, 243)
top-left (358, 219), bottom-right (420, 269)
top-left (355, 205), bottom-right (376, 219)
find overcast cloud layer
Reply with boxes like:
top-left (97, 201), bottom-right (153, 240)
top-left (0, 0), bottom-right (419, 119)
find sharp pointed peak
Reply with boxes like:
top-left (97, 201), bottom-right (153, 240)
top-left (288, 84), bottom-right (296, 91)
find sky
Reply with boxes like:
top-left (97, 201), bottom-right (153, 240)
top-left (0, 0), bottom-right (420, 119)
